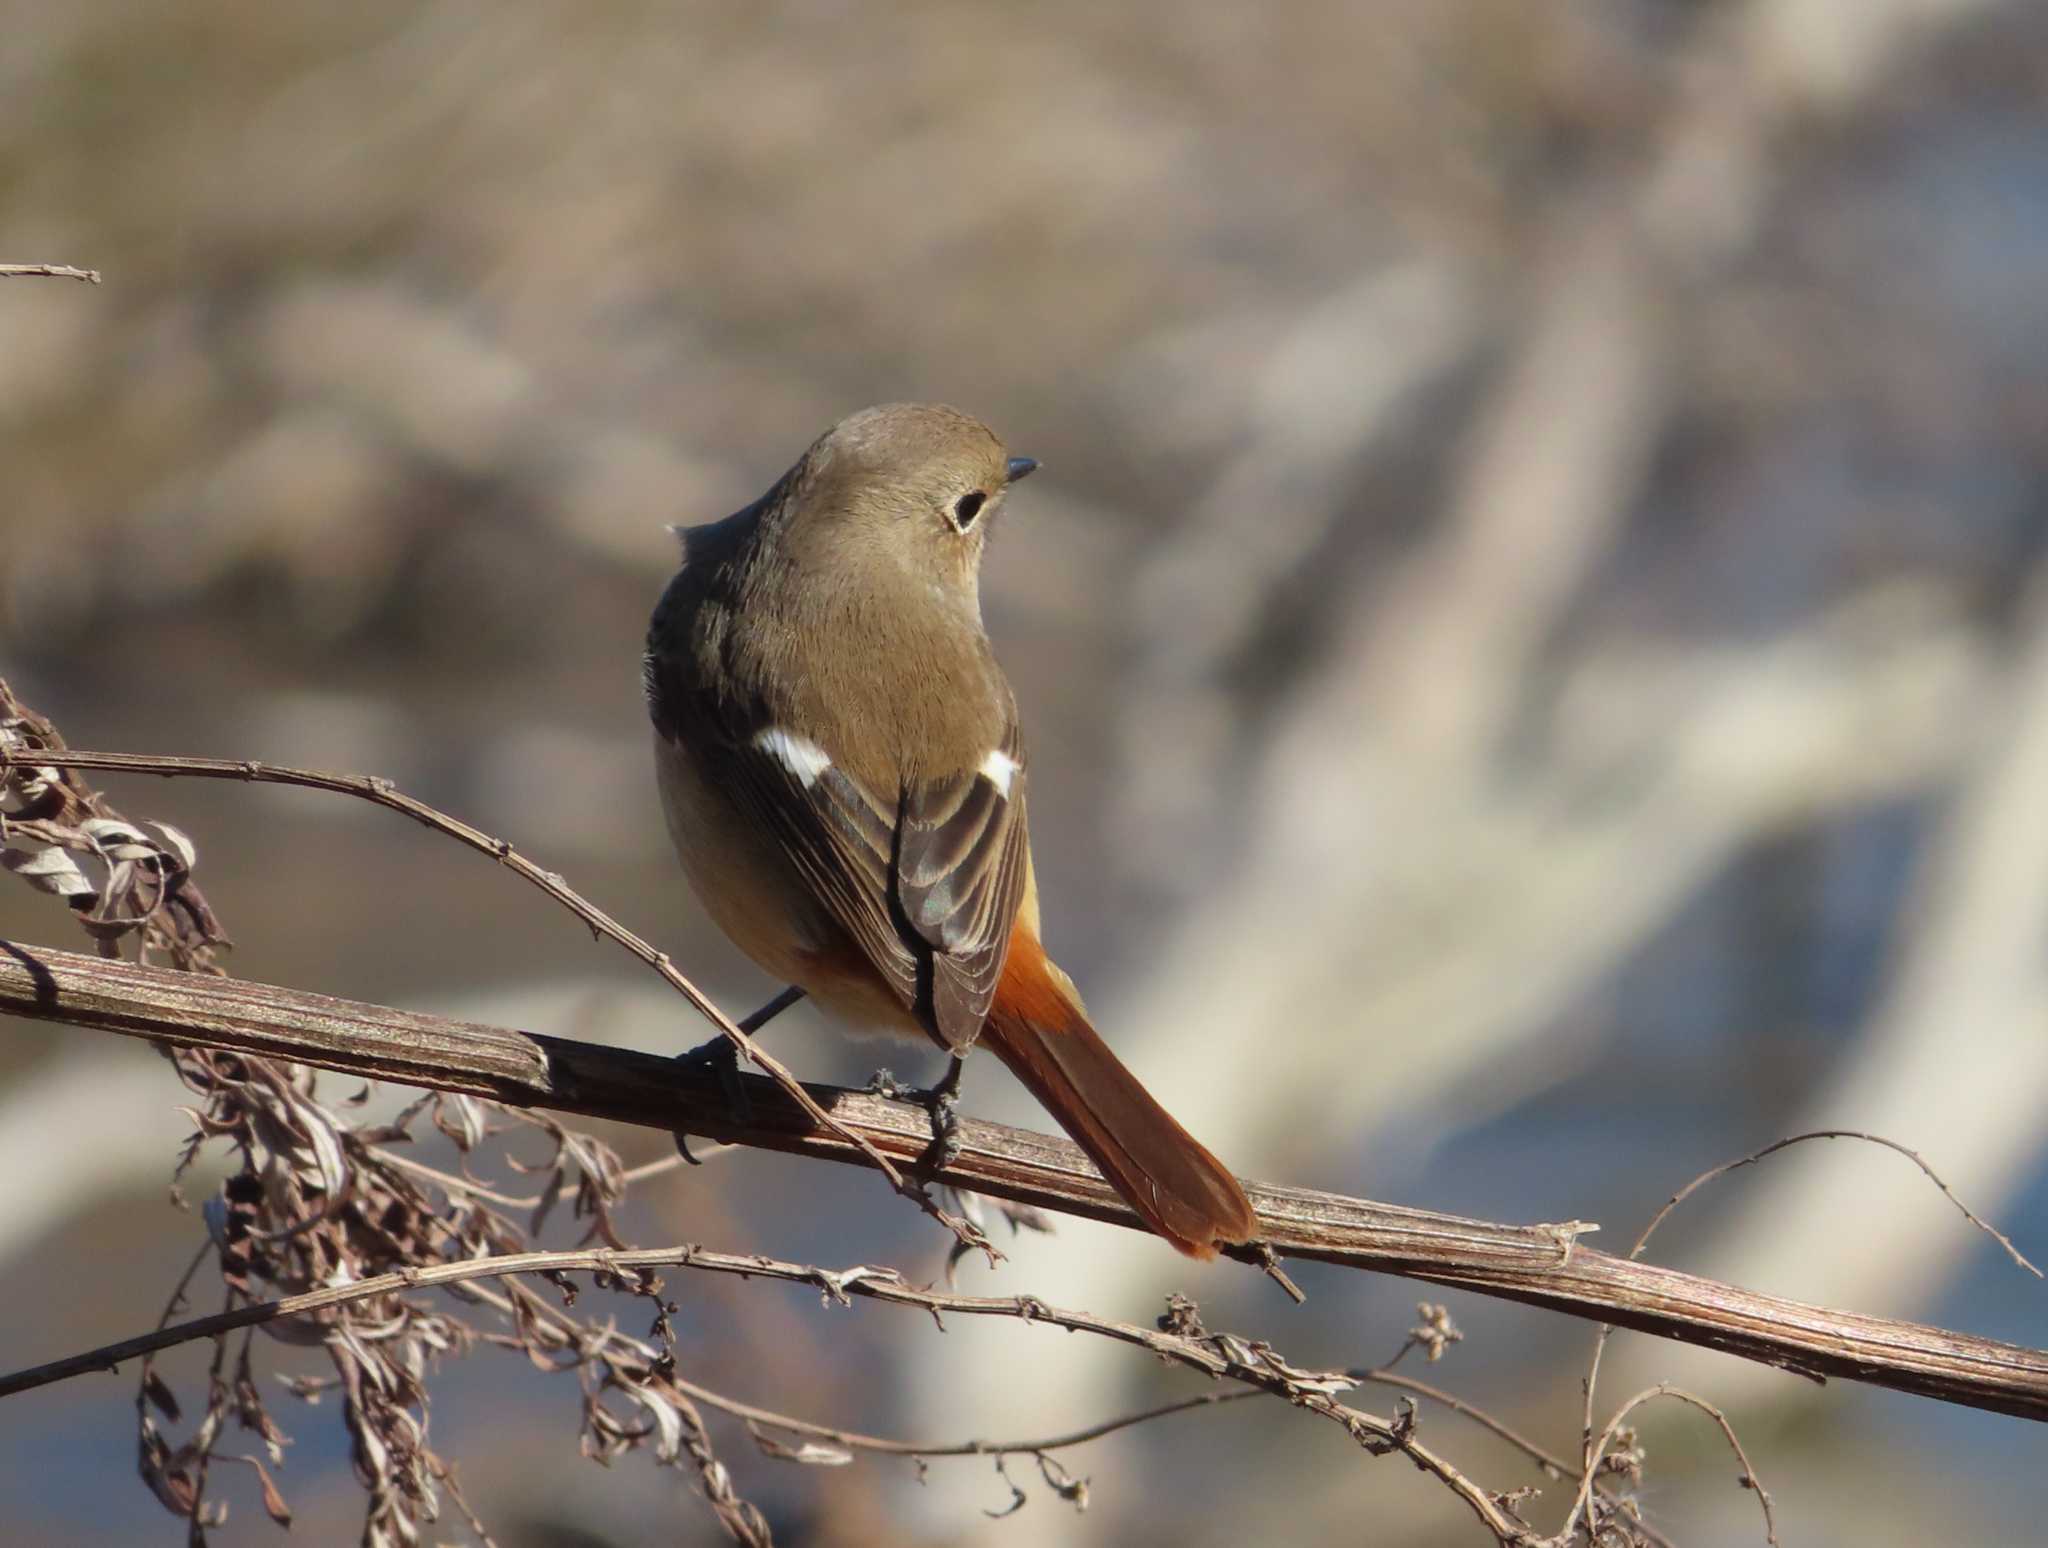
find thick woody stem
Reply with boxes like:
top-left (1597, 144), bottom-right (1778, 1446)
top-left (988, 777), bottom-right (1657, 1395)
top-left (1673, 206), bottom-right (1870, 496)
top-left (2, 938), bottom-right (2043, 1422)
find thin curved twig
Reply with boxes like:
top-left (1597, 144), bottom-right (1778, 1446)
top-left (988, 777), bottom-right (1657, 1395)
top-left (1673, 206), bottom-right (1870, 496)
top-left (1638, 1130), bottom-right (2040, 1280)
top-left (1579, 1127), bottom-right (2045, 1480)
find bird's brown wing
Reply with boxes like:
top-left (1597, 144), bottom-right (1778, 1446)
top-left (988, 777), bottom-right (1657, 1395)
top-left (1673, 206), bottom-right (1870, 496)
top-left (698, 702), bottom-right (1030, 1051)
top-left (896, 713), bottom-right (1031, 1047)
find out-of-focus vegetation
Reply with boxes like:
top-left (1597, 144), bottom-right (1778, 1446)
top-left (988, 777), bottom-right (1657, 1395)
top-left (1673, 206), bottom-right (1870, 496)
top-left (3, 2), bottom-right (2046, 1543)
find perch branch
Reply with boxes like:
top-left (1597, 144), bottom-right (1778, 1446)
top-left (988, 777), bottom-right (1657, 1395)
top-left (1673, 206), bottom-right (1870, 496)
top-left (2, 939), bottom-right (2044, 1423)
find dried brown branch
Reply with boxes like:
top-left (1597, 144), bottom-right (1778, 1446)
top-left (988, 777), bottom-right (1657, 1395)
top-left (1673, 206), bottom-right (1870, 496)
top-left (670, 1310), bottom-right (1678, 1548)
top-left (0, 1239), bottom-right (1535, 1541)
top-left (0, 745), bottom-right (993, 1260)
top-left (2, 939), bottom-right (2044, 1426)
top-left (0, 262), bottom-right (101, 281)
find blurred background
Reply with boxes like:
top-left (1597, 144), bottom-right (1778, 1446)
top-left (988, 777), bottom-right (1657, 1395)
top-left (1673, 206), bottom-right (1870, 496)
top-left (3, 0), bottom-right (2046, 1542)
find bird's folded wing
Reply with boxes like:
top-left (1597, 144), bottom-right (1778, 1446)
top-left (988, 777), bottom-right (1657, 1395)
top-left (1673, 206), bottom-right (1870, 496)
top-left (706, 707), bottom-right (1029, 1050)
top-left (896, 715), bottom-right (1030, 1047)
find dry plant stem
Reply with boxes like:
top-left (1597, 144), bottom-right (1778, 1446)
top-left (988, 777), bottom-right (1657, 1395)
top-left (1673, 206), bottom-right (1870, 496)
top-left (666, 1360), bottom-right (1669, 1545)
top-left (1564, 1384), bottom-right (1777, 1548)
top-left (0, 1240), bottom-right (1530, 1541)
top-left (370, 1146), bottom-right (701, 1209)
top-left (1577, 1129), bottom-right (2046, 1483)
top-left (1643, 1130), bottom-right (2040, 1280)
top-left (3, 942), bottom-right (2046, 1425)
top-left (0, 747), bottom-right (990, 1258)
top-left (518, 1275), bottom-right (1550, 1479)
top-left (0, 263), bottom-right (101, 281)
top-left (658, 1342), bottom-right (1687, 1540)
top-left (462, 1272), bottom-right (1646, 1542)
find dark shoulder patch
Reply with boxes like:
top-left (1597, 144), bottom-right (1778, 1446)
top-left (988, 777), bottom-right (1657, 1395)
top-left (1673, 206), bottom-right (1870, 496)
top-left (644, 569), bottom-right (699, 743)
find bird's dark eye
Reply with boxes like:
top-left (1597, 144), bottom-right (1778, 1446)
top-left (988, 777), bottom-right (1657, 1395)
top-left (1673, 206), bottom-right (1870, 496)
top-left (952, 490), bottom-right (987, 529)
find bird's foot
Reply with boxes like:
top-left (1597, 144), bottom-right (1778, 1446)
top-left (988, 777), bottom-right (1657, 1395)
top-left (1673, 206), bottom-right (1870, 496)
top-left (672, 1034), bottom-right (750, 1163)
top-left (670, 987), bottom-right (805, 1164)
top-left (866, 1057), bottom-right (965, 1168)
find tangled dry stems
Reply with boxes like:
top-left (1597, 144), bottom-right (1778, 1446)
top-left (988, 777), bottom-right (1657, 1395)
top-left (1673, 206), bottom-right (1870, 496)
top-left (1, 682), bottom-right (780, 1545)
top-left (2, 678), bottom-right (2038, 1545)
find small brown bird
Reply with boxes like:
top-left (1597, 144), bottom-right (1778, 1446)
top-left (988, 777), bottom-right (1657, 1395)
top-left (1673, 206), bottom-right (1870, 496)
top-left (645, 403), bottom-right (1257, 1258)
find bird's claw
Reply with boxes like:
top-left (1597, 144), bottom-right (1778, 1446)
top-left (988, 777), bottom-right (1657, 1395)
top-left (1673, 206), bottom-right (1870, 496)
top-left (672, 1034), bottom-right (751, 1161)
top-left (863, 1066), bottom-right (910, 1100)
top-left (927, 1086), bottom-right (963, 1168)
top-left (865, 1060), bottom-right (965, 1167)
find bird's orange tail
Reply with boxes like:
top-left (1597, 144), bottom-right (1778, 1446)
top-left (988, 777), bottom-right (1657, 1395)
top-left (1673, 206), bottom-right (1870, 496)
top-left (981, 934), bottom-right (1257, 1258)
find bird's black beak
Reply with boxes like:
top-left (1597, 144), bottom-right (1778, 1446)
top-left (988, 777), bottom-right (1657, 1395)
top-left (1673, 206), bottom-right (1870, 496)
top-left (1005, 456), bottom-right (1039, 484)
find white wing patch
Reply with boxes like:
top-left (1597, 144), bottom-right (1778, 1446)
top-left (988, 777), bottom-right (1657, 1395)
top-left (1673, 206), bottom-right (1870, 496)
top-left (754, 726), bottom-right (833, 789)
top-left (978, 747), bottom-right (1020, 796)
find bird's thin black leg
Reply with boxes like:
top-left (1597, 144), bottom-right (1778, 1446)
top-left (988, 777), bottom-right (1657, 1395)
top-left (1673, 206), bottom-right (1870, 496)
top-left (738, 984), bottom-right (808, 1034)
top-left (673, 985), bottom-right (807, 1163)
